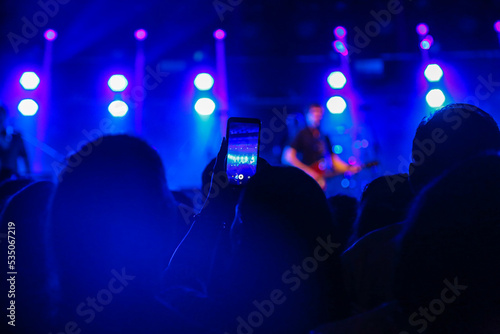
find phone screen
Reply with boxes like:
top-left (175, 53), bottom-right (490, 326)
top-left (226, 119), bottom-right (260, 186)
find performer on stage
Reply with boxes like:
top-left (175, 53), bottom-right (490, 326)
top-left (0, 105), bottom-right (30, 176)
top-left (282, 103), bottom-right (359, 189)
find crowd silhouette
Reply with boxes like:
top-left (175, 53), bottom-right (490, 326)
top-left (0, 103), bottom-right (499, 333)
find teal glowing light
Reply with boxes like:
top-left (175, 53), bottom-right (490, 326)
top-left (194, 98), bottom-right (216, 115)
top-left (18, 99), bottom-right (39, 116)
top-left (426, 89), bottom-right (446, 108)
top-left (108, 100), bottom-right (129, 117)
top-left (326, 96), bottom-right (347, 114)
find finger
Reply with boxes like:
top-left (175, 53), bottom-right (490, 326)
top-left (217, 137), bottom-right (226, 158)
top-left (214, 137), bottom-right (227, 174)
top-left (221, 136), bottom-right (228, 155)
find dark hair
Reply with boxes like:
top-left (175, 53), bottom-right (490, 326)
top-left (307, 103), bottom-right (323, 112)
top-left (350, 173), bottom-right (413, 243)
top-left (238, 166), bottom-right (333, 245)
top-left (409, 103), bottom-right (500, 192)
top-left (235, 166), bottom-right (348, 327)
top-left (50, 135), bottom-right (176, 306)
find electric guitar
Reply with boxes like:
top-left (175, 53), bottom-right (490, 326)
top-left (309, 158), bottom-right (379, 179)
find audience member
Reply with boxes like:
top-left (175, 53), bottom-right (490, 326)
top-left (341, 103), bottom-right (500, 314)
top-left (409, 103), bottom-right (500, 192)
top-left (349, 173), bottom-right (412, 244)
top-left (48, 135), bottom-right (182, 333)
top-left (5, 102), bottom-right (497, 334)
top-left (395, 153), bottom-right (500, 334)
top-left (162, 138), bottom-right (347, 333)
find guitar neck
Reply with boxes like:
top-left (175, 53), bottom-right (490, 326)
top-left (309, 159), bottom-right (379, 179)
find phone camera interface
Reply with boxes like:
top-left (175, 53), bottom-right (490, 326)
top-left (227, 122), bottom-right (259, 185)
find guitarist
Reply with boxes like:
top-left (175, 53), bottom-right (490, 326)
top-left (282, 103), bottom-right (360, 189)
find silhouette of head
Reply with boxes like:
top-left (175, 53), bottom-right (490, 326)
top-left (50, 135), bottom-right (176, 298)
top-left (409, 103), bottom-right (500, 192)
top-left (230, 166), bottom-right (346, 328)
top-left (236, 166), bottom-right (333, 248)
top-left (352, 173), bottom-right (413, 241)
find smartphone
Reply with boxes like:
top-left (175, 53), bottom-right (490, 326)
top-left (226, 117), bottom-right (261, 186)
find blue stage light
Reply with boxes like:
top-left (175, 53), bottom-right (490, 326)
top-left (327, 71), bottom-right (347, 89)
top-left (44, 29), bottom-right (57, 41)
top-left (134, 29), bottom-right (147, 41)
top-left (326, 96), bottom-right (347, 114)
top-left (194, 73), bottom-right (214, 91)
top-left (108, 100), bottom-right (129, 117)
top-left (333, 40), bottom-right (348, 56)
top-left (424, 64), bottom-right (443, 82)
top-left (334, 26), bottom-right (346, 39)
top-left (334, 145), bottom-right (343, 154)
top-left (194, 98), bottom-right (216, 115)
top-left (416, 23), bottom-right (429, 36)
top-left (420, 35), bottom-right (434, 50)
top-left (214, 29), bottom-right (226, 40)
top-left (426, 89), bottom-right (446, 108)
top-left (18, 99), bottom-right (39, 116)
top-left (20, 72), bottom-right (40, 90)
top-left (108, 75), bottom-right (128, 92)
top-left (341, 178), bottom-right (350, 188)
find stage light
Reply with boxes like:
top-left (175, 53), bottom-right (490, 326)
top-left (214, 29), bottom-right (226, 40)
top-left (18, 99), bottom-right (39, 116)
top-left (20, 72), bottom-right (40, 90)
top-left (333, 40), bottom-right (348, 56)
top-left (334, 26), bottom-right (346, 39)
top-left (44, 29), bottom-right (57, 41)
top-left (424, 64), bottom-right (443, 82)
top-left (134, 29), bottom-right (147, 41)
top-left (361, 139), bottom-right (369, 148)
top-left (348, 156), bottom-right (357, 165)
top-left (334, 145), bottom-right (343, 154)
top-left (420, 35), bottom-right (434, 50)
top-left (194, 73), bottom-right (214, 91)
top-left (341, 178), bottom-right (350, 188)
top-left (326, 96), bottom-right (347, 114)
top-left (327, 71), bottom-right (347, 89)
top-left (108, 100), bottom-right (129, 117)
top-left (416, 23), bottom-right (429, 36)
top-left (495, 21), bottom-right (500, 33)
top-left (108, 75), bottom-right (128, 92)
top-left (194, 98), bottom-right (216, 116)
top-left (426, 89), bottom-right (446, 108)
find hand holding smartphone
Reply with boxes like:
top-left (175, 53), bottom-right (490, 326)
top-left (226, 117), bottom-right (261, 186)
